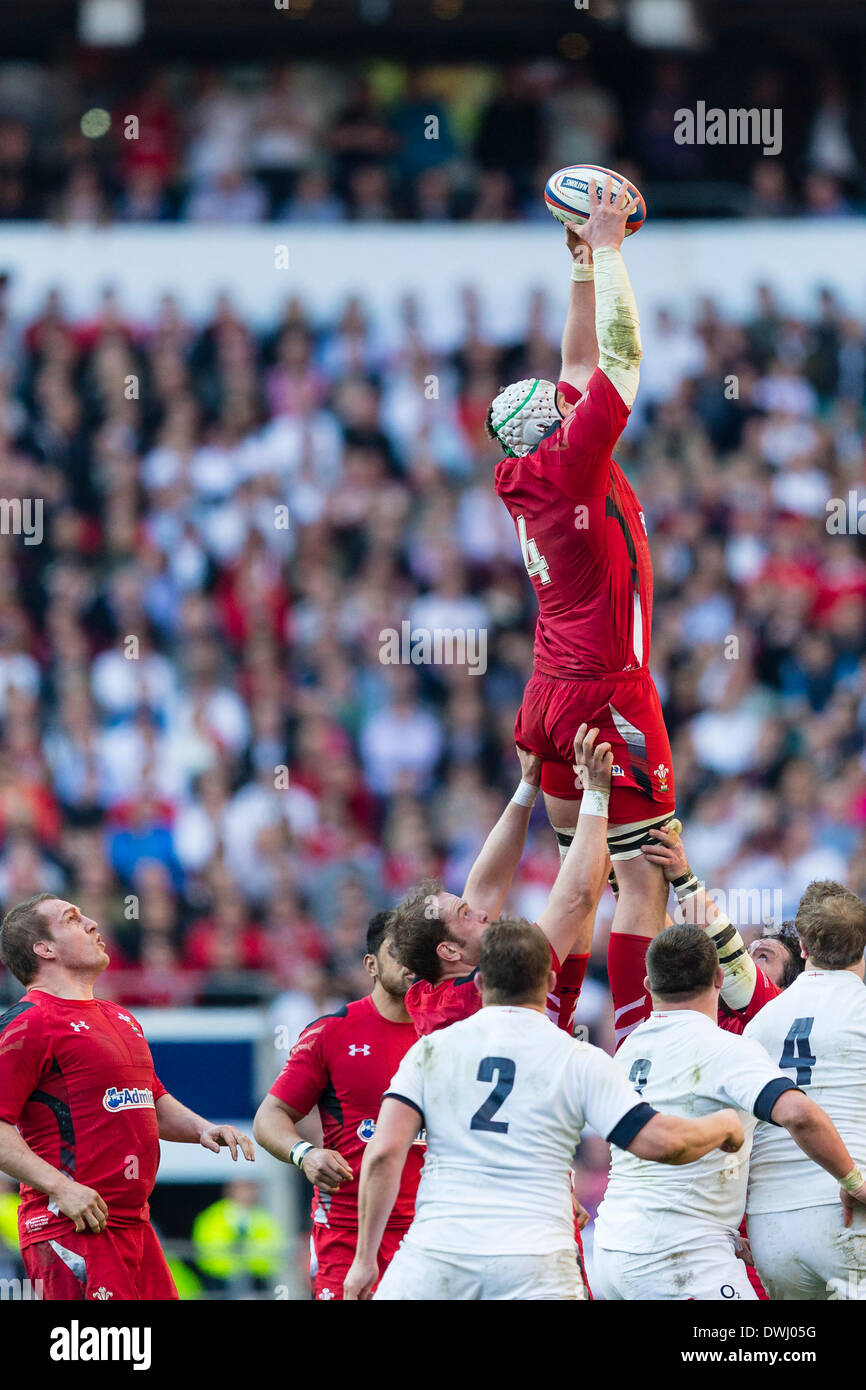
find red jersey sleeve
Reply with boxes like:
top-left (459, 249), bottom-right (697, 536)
top-left (268, 1016), bottom-right (331, 1115)
top-left (0, 1001), bottom-right (52, 1125)
top-left (549, 370), bottom-right (630, 498)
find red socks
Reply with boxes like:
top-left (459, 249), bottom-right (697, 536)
top-left (547, 953), bottom-right (590, 1034)
top-left (607, 933), bottom-right (653, 1051)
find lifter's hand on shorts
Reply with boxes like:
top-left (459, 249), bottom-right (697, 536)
top-left (641, 824), bottom-right (689, 882)
top-left (516, 746), bottom-right (542, 787)
top-left (572, 723), bottom-right (613, 792)
top-left (50, 1178), bottom-right (109, 1234)
top-left (841, 1181), bottom-right (866, 1227)
top-left (299, 1147), bottom-right (354, 1193)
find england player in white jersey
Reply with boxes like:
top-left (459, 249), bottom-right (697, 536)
top-left (593, 923), bottom-right (866, 1301)
top-left (343, 919), bottom-right (746, 1301)
top-left (745, 885), bottom-right (866, 1299)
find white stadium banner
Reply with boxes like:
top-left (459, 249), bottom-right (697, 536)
top-left (0, 220), bottom-right (865, 353)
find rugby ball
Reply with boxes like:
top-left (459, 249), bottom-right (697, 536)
top-left (544, 164), bottom-right (646, 235)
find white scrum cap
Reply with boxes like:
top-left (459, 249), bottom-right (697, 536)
top-left (489, 378), bottom-right (561, 458)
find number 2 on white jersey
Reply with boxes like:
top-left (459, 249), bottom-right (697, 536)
top-left (516, 514), bottom-right (551, 586)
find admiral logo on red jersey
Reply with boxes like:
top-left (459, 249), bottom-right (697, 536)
top-left (103, 1086), bottom-right (155, 1112)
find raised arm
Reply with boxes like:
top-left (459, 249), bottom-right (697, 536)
top-left (560, 229), bottom-right (598, 394)
top-left (537, 724), bottom-right (612, 965)
top-left (462, 747), bottom-right (541, 920)
top-left (642, 827), bottom-right (767, 1015)
top-left (575, 176), bottom-right (643, 409)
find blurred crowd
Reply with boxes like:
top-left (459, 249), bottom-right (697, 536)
top-left (0, 258), bottom-right (863, 1051)
top-left (0, 55), bottom-right (864, 225)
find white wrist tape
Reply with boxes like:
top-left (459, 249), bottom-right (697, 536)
top-left (672, 871), bottom-right (702, 903)
top-left (511, 779), bottom-right (540, 808)
top-left (579, 788), bottom-right (610, 818)
top-left (841, 1167), bottom-right (864, 1194)
top-left (290, 1141), bottom-right (313, 1170)
top-left (571, 260), bottom-right (594, 281)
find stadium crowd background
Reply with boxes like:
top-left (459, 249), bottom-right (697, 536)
top-left (0, 253), bottom-right (864, 1031)
top-left (0, 40), bottom-right (865, 1294)
top-left (0, 55), bottom-right (863, 225)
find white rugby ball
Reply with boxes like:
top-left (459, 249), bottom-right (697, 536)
top-left (544, 163), bottom-right (646, 235)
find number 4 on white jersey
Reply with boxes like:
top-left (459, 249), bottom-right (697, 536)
top-left (516, 514), bottom-right (551, 586)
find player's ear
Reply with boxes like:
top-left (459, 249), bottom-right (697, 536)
top-left (474, 973), bottom-right (483, 996)
top-left (714, 965), bottom-right (724, 990)
top-left (547, 969), bottom-right (557, 994)
top-left (437, 939), bottom-right (459, 962)
top-left (643, 975), bottom-right (651, 993)
top-left (33, 940), bottom-right (54, 960)
top-left (362, 952), bottom-right (377, 981)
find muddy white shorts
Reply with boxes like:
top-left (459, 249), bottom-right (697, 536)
top-left (593, 1232), bottom-right (757, 1301)
top-left (748, 1202), bottom-right (866, 1301)
top-left (373, 1243), bottom-right (587, 1301)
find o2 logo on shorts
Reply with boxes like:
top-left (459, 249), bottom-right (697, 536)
top-left (102, 1085), bottom-right (155, 1112)
top-left (357, 1118), bottom-right (376, 1142)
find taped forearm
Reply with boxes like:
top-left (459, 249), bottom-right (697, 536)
top-left (704, 914), bottom-right (758, 1011)
top-left (675, 875), bottom-right (757, 1011)
top-left (592, 245), bottom-right (642, 408)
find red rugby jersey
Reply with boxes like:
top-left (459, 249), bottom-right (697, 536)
top-left (0, 991), bottom-right (167, 1248)
top-left (718, 965), bottom-right (781, 1035)
top-left (494, 369), bottom-right (652, 678)
top-left (405, 941), bottom-right (587, 1038)
top-left (270, 993), bottom-right (422, 1230)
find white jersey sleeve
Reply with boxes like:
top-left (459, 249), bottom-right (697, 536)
top-left (384, 1037), bottom-right (426, 1118)
top-left (567, 1041), bottom-right (656, 1149)
top-left (706, 1032), bottom-right (799, 1122)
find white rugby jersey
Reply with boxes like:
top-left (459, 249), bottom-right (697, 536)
top-left (745, 967), bottom-right (866, 1215)
top-left (385, 1005), bottom-right (654, 1256)
top-left (594, 1009), bottom-right (796, 1255)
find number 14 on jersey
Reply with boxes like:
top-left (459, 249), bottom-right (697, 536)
top-left (516, 514), bottom-right (551, 586)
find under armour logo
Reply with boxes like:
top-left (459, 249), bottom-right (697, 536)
top-left (69, 1021), bottom-right (90, 1033)
top-left (348, 1044), bottom-right (370, 1056)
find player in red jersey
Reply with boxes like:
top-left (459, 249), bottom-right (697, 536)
top-left (0, 892), bottom-right (254, 1301)
top-left (253, 913), bottom-right (424, 1301)
top-left (487, 178), bottom-right (674, 970)
top-left (391, 724), bottom-right (612, 1039)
